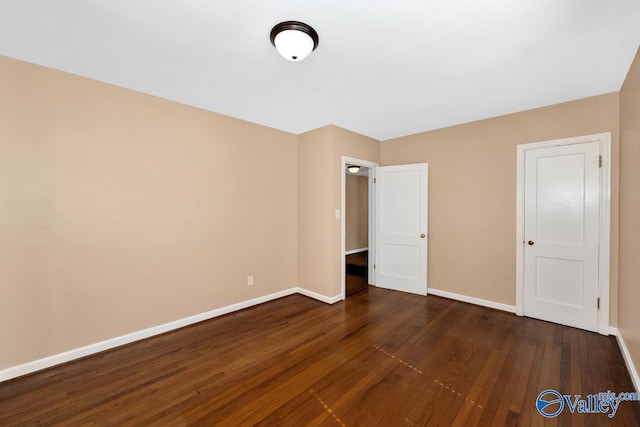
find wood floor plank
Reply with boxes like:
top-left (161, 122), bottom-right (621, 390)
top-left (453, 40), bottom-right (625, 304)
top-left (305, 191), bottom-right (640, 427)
top-left (1, 288), bottom-right (638, 426)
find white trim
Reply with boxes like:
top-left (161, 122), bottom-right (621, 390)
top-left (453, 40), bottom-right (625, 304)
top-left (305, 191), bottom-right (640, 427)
top-left (427, 288), bottom-right (516, 313)
top-left (614, 328), bottom-right (640, 393)
top-left (516, 145), bottom-right (525, 316)
top-left (0, 288), bottom-right (298, 383)
top-left (296, 287), bottom-right (343, 304)
top-left (368, 168), bottom-right (376, 286)
top-left (598, 135), bottom-right (612, 335)
top-left (345, 247), bottom-right (368, 255)
top-left (515, 133), bottom-right (611, 335)
top-left (341, 156), bottom-right (379, 301)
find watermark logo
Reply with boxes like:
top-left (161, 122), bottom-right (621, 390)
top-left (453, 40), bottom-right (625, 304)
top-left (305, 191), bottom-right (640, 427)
top-left (536, 389), bottom-right (565, 418)
top-left (536, 389), bottom-right (640, 418)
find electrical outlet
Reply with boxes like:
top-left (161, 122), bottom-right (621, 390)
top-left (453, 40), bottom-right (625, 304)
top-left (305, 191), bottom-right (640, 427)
top-left (247, 275), bottom-right (254, 286)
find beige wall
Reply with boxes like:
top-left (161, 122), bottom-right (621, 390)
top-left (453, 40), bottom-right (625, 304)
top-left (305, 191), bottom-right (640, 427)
top-left (0, 56), bottom-right (298, 370)
top-left (618, 48), bottom-right (640, 382)
top-left (345, 174), bottom-right (368, 252)
top-left (381, 93), bottom-right (620, 319)
top-left (297, 126), bottom-right (333, 295)
top-left (2, 49), bottom-right (632, 375)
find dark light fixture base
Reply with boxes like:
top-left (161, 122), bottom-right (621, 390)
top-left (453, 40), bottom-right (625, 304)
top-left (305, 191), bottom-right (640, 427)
top-left (270, 21), bottom-right (319, 52)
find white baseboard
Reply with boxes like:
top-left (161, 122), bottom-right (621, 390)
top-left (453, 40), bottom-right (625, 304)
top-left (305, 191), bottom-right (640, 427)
top-left (0, 287), bottom-right (298, 383)
top-left (427, 288), bottom-right (517, 313)
top-left (296, 287), bottom-right (343, 304)
top-left (4, 286), bottom-right (632, 391)
top-left (345, 248), bottom-right (368, 255)
top-left (613, 328), bottom-right (640, 393)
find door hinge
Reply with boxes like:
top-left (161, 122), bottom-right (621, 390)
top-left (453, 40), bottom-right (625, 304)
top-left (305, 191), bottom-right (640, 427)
top-left (373, 264), bottom-right (376, 269)
top-left (599, 155), bottom-right (602, 168)
top-left (374, 178), bottom-right (377, 183)
top-left (597, 297), bottom-right (600, 309)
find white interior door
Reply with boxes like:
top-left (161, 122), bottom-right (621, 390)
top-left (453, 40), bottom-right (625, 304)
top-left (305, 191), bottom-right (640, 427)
top-left (374, 164), bottom-right (428, 295)
top-left (524, 141), bottom-right (600, 332)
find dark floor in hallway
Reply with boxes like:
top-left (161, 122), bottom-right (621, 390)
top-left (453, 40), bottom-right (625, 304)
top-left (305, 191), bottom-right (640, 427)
top-left (346, 250), bottom-right (368, 296)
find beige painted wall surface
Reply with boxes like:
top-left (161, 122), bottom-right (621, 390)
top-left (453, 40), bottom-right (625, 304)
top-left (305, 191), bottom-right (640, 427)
top-left (0, 56), bottom-right (298, 369)
top-left (618, 47), bottom-right (640, 380)
top-left (345, 174), bottom-right (368, 252)
top-left (297, 126), bottom-right (332, 295)
top-left (381, 94), bottom-right (620, 318)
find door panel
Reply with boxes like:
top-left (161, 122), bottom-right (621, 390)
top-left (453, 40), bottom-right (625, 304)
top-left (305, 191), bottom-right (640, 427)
top-left (379, 244), bottom-right (420, 279)
top-left (535, 257), bottom-right (584, 307)
top-left (524, 141), bottom-right (599, 332)
top-left (375, 164), bottom-right (428, 296)
top-left (535, 153), bottom-right (586, 245)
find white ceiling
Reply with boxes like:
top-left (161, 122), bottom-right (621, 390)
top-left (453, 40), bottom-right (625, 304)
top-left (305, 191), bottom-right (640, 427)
top-left (1, 1), bottom-right (639, 140)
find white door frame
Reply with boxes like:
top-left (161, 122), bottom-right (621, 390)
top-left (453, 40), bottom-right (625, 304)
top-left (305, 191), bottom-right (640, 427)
top-left (515, 132), bottom-right (611, 335)
top-left (341, 156), bottom-right (379, 300)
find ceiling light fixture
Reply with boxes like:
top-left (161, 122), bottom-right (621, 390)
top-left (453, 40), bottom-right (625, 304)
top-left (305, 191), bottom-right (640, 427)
top-left (348, 165), bottom-right (360, 174)
top-left (270, 21), bottom-right (319, 62)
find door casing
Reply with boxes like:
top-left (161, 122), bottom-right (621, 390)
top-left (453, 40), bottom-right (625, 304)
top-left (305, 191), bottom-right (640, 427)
top-left (341, 156), bottom-right (379, 300)
top-left (515, 132), bottom-right (611, 335)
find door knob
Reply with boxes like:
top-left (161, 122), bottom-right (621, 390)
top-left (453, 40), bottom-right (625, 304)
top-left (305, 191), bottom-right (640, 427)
top-left (528, 240), bottom-right (534, 246)
top-left (420, 234), bottom-right (426, 238)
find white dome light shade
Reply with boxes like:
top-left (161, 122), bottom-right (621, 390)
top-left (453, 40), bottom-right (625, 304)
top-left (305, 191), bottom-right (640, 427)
top-left (274, 30), bottom-right (314, 61)
top-left (270, 21), bottom-right (319, 62)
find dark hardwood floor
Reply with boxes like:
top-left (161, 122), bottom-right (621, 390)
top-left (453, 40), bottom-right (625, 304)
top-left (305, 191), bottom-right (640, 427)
top-left (1, 288), bottom-right (638, 426)
top-left (346, 251), bottom-right (368, 297)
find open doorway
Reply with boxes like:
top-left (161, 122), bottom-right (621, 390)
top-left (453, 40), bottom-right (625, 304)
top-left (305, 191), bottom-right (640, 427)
top-left (341, 156), bottom-right (378, 299)
top-left (345, 164), bottom-right (369, 296)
